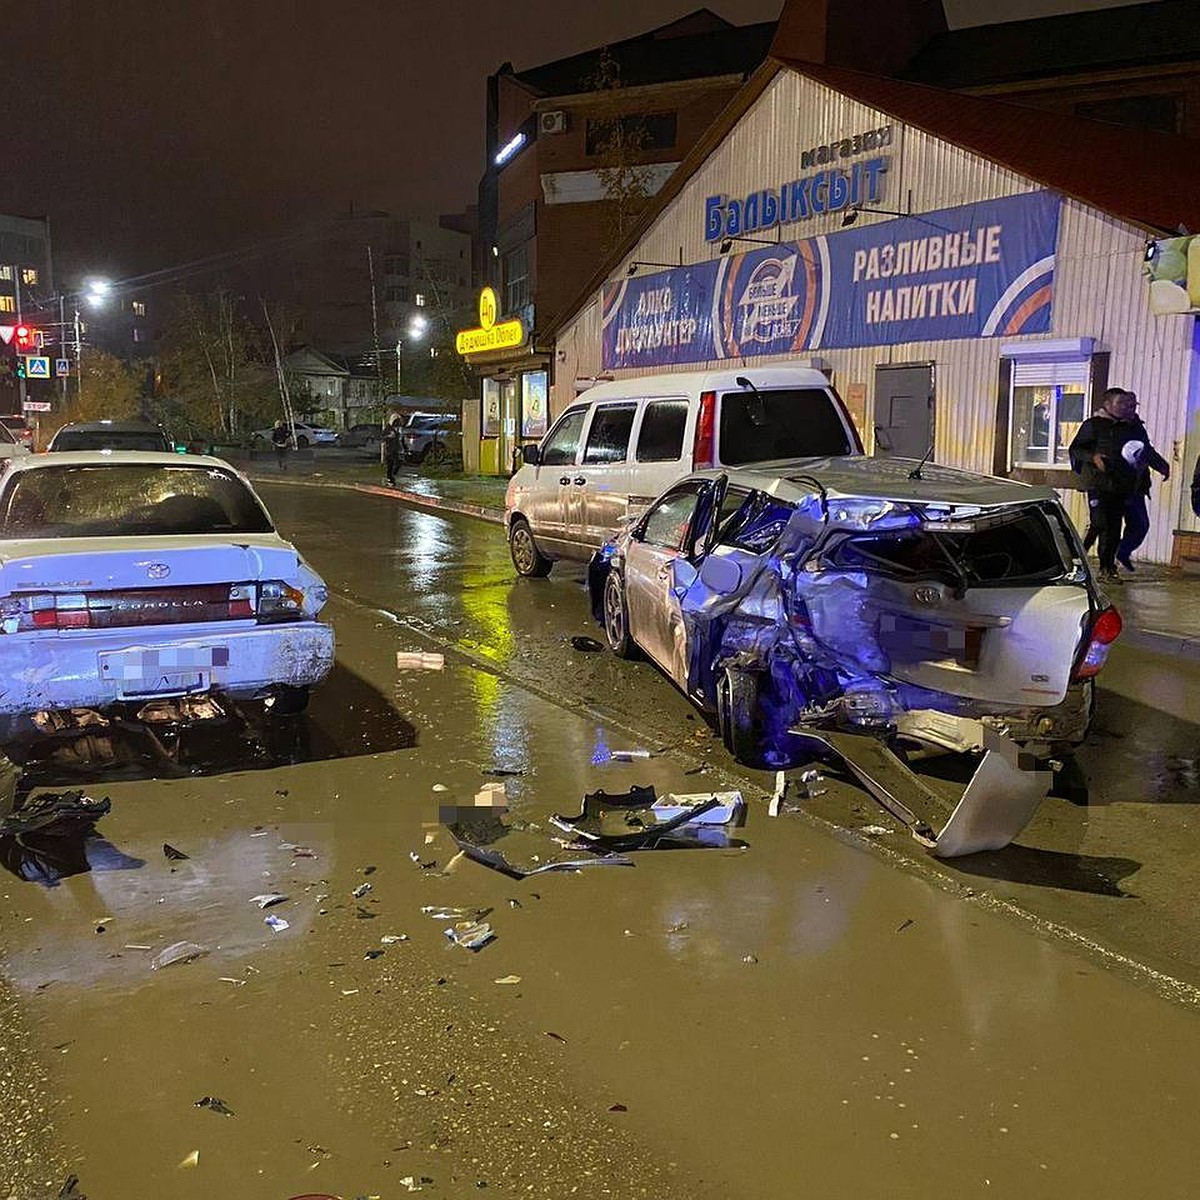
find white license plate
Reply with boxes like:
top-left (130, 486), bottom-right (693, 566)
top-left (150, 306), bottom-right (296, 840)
top-left (99, 646), bottom-right (229, 682)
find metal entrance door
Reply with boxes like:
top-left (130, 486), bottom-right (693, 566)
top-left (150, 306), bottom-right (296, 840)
top-left (874, 364), bottom-right (934, 461)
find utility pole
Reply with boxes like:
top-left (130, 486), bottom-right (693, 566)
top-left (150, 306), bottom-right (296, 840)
top-left (366, 244), bottom-right (384, 415)
top-left (12, 266), bottom-right (26, 413)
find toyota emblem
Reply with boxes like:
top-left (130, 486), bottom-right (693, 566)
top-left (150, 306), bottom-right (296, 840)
top-left (913, 585), bottom-right (940, 606)
top-left (146, 562), bottom-right (171, 580)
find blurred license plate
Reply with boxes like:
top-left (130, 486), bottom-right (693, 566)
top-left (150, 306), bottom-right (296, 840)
top-left (100, 646), bottom-right (229, 682)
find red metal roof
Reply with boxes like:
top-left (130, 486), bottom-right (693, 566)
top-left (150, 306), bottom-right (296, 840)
top-left (782, 58), bottom-right (1200, 236)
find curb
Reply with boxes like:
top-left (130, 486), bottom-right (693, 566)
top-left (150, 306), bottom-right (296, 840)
top-left (1118, 626), bottom-right (1200, 662)
top-left (248, 473), bottom-right (506, 527)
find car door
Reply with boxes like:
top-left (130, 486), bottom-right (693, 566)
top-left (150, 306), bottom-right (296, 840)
top-left (579, 402), bottom-right (639, 550)
top-left (629, 397), bottom-right (691, 513)
top-left (528, 406), bottom-right (588, 552)
top-left (624, 481), bottom-right (706, 675)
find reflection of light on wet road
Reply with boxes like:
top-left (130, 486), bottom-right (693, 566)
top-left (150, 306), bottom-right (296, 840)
top-left (395, 510), bottom-right (457, 593)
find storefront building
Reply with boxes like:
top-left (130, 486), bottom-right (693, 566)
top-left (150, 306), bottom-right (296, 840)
top-left (457, 286), bottom-right (551, 476)
top-left (549, 60), bottom-right (1200, 565)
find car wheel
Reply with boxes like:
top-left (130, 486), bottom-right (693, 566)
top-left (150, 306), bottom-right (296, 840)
top-left (717, 667), bottom-right (772, 769)
top-left (509, 517), bottom-right (552, 578)
top-left (267, 685), bottom-right (310, 716)
top-left (296, 435), bottom-right (310, 449)
top-left (602, 571), bottom-right (638, 658)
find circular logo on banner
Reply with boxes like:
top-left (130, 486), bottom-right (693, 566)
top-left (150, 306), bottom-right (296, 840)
top-left (478, 287), bottom-right (498, 331)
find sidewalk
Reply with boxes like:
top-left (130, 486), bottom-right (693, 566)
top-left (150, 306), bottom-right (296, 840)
top-left (241, 452), bottom-right (1200, 657)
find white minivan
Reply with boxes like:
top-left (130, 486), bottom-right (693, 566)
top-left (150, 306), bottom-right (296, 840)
top-left (504, 367), bottom-right (861, 576)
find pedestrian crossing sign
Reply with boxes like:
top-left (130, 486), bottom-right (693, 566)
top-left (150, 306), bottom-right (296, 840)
top-left (55, 358), bottom-right (70, 377)
top-left (25, 356), bottom-right (50, 379)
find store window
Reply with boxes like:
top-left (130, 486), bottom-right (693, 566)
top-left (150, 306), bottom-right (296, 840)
top-left (1008, 359), bottom-right (1090, 469)
top-left (636, 399), bottom-right (688, 462)
top-left (504, 245), bottom-right (529, 313)
top-left (583, 404), bottom-right (637, 464)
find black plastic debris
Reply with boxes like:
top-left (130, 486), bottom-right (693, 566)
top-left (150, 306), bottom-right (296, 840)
top-left (482, 767), bottom-right (524, 778)
top-left (551, 787), bottom-right (747, 852)
top-left (445, 818), bottom-right (634, 880)
top-left (364, 948), bottom-right (385, 960)
top-left (194, 1096), bottom-right (234, 1117)
top-left (0, 792), bottom-right (116, 885)
top-left (355, 906), bottom-right (377, 920)
top-left (570, 635), bottom-right (604, 653)
top-left (163, 843), bottom-right (189, 861)
top-left (57, 1174), bottom-right (86, 1199)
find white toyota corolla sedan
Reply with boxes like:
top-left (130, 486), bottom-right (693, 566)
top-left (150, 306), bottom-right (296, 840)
top-left (0, 452), bottom-right (334, 731)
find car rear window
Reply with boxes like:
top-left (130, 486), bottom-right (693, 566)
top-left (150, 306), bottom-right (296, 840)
top-left (0, 422), bottom-right (15, 444)
top-left (0, 464), bottom-right (274, 538)
top-left (825, 506), bottom-right (1071, 587)
top-left (52, 430), bottom-right (170, 452)
top-left (636, 399), bottom-right (688, 462)
top-left (719, 388), bottom-right (853, 465)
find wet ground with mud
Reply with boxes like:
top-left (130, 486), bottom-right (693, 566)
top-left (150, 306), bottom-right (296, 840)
top-left (3, 482), bottom-right (1200, 1198)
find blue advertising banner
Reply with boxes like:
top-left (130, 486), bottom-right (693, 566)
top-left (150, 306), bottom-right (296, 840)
top-left (600, 191), bottom-right (1061, 371)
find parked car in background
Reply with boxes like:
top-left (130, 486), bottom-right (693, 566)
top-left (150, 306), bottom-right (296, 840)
top-left (0, 416), bottom-right (34, 450)
top-left (338, 422), bottom-right (383, 452)
top-left (0, 452), bottom-right (334, 733)
top-left (505, 368), bottom-right (859, 577)
top-left (249, 422), bottom-right (338, 448)
top-left (0, 420), bottom-right (32, 461)
top-left (48, 420), bottom-right (173, 453)
top-left (402, 412), bottom-right (461, 464)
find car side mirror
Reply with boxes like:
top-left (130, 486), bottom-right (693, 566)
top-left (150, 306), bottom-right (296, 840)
top-left (521, 444), bottom-right (541, 466)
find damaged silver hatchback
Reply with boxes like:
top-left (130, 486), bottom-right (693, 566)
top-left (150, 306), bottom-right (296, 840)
top-left (588, 457), bottom-right (1121, 855)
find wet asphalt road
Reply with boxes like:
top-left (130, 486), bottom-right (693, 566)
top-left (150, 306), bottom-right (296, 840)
top-left (2, 482), bottom-right (1200, 1198)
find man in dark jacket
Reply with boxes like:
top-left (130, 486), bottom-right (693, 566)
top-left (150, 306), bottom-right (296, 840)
top-left (1114, 391), bottom-right (1169, 570)
top-left (381, 415), bottom-right (403, 487)
top-left (1069, 387), bottom-right (1140, 581)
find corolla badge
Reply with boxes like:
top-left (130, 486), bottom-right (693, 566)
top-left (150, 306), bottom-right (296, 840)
top-left (912, 585), bottom-right (941, 606)
top-left (146, 562), bottom-right (171, 580)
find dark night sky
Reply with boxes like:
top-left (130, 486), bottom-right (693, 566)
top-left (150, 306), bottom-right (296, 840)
top-left (0, 0), bottom-right (1133, 288)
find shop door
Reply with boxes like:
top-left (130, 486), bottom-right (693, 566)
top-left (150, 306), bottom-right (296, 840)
top-left (498, 379), bottom-right (519, 475)
top-left (874, 364), bottom-right (934, 461)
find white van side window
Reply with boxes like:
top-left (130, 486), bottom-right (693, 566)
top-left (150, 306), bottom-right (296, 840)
top-left (636, 399), bottom-right (688, 462)
top-left (583, 403), bottom-right (638, 464)
top-left (540, 408), bottom-right (588, 466)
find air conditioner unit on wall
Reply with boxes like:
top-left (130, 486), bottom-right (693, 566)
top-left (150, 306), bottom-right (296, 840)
top-left (539, 110), bottom-right (567, 135)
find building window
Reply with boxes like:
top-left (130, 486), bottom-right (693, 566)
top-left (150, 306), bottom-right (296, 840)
top-left (0, 296), bottom-right (13, 313)
top-left (132, 328), bottom-right (144, 343)
top-left (415, 293), bottom-right (427, 307)
top-left (0, 266), bottom-right (11, 281)
top-left (383, 255), bottom-right (409, 276)
top-left (132, 300), bottom-right (146, 317)
top-left (1074, 94), bottom-right (1179, 134)
top-left (20, 267), bottom-right (38, 286)
top-left (384, 285), bottom-right (409, 302)
top-left (1008, 359), bottom-right (1090, 469)
top-left (503, 245), bottom-right (529, 313)
top-left (586, 112), bottom-right (677, 156)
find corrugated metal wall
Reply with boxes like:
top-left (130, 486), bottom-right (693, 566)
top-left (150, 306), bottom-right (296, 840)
top-left (551, 70), bottom-right (1199, 561)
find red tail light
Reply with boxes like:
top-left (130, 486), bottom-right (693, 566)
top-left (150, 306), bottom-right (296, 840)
top-left (693, 390), bottom-right (716, 469)
top-left (1, 585), bottom-right (257, 632)
top-left (1074, 605), bottom-right (1122, 679)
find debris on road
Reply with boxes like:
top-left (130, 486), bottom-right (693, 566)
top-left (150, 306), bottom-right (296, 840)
top-left (444, 919), bottom-right (495, 951)
top-left (352, 882), bottom-right (372, 898)
top-left (178, 1150), bottom-right (199, 1169)
top-left (570, 635), bottom-right (604, 652)
top-left (494, 975), bottom-right (521, 984)
top-left (194, 1096), bottom-right (234, 1117)
top-left (396, 651), bottom-right (445, 670)
top-left (150, 941), bottom-right (210, 970)
top-left (551, 786), bottom-right (746, 852)
top-left (610, 749), bottom-right (651, 761)
top-left (0, 790), bottom-right (113, 884)
top-left (422, 905), bottom-right (491, 922)
top-left (249, 893), bottom-right (288, 909)
top-left (163, 843), bottom-right (189, 861)
top-left (381, 934), bottom-right (409, 944)
top-left (264, 915), bottom-right (290, 932)
top-left (446, 819), bottom-right (634, 879)
top-left (769, 772), bottom-right (787, 817)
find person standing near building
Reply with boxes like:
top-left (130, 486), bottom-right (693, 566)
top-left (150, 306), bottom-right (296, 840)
top-left (1069, 387), bottom-right (1140, 581)
top-left (271, 419), bottom-right (291, 472)
top-left (1114, 391), bottom-right (1169, 571)
top-left (382, 414), bottom-right (404, 487)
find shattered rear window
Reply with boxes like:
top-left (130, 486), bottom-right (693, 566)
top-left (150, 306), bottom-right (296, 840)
top-left (0, 464), bottom-right (274, 538)
top-left (719, 388), bottom-right (853, 465)
top-left (825, 506), bottom-right (1070, 586)
top-left (718, 491), bottom-right (795, 553)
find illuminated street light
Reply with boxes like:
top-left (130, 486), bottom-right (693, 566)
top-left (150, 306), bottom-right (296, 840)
top-left (84, 277), bottom-right (112, 308)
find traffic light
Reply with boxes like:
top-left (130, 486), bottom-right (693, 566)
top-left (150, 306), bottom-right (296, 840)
top-left (14, 357), bottom-right (26, 379)
top-left (13, 325), bottom-right (36, 353)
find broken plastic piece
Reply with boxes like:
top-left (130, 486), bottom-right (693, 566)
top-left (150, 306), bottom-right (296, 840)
top-left (551, 787), bottom-right (746, 852)
top-left (194, 1096), bottom-right (234, 1117)
top-left (422, 905), bottom-right (491, 921)
top-left (397, 651), bottom-right (445, 670)
top-left (381, 934), bottom-right (409, 944)
top-left (494, 975), bottom-right (521, 984)
top-left (264, 914), bottom-right (289, 932)
top-left (151, 941), bottom-right (209, 970)
top-left (769, 771), bottom-right (787, 817)
top-left (444, 920), bottom-right (494, 951)
top-left (178, 1150), bottom-right (199, 1169)
top-left (352, 882), bottom-right (372, 898)
top-left (570, 635), bottom-right (604, 652)
top-left (610, 749), bottom-right (651, 760)
top-left (163, 843), bottom-right (189, 861)
top-left (250, 893), bottom-right (288, 909)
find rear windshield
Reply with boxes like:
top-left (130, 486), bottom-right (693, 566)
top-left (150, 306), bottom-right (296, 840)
top-left (719, 388), bottom-right (853, 465)
top-left (52, 430), bottom-right (170, 452)
top-left (824, 506), bottom-right (1071, 587)
top-left (0, 464), bottom-right (274, 538)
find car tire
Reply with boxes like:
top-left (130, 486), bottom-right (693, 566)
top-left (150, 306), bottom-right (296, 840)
top-left (602, 570), bottom-right (639, 659)
top-left (509, 517), bottom-right (552, 578)
top-left (268, 685), bottom-right (310, 716)
top-left (296, 435), bottom-right (310, 449)
top-left (717, 667), bottom-right (772, 769)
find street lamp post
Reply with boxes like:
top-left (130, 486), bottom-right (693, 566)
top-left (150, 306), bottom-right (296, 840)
top-left (395, 315), bottom-right (429, 397)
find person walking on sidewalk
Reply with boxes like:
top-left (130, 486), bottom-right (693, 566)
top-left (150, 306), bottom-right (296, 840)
top-left (1192, 455), bottom-right (1200, 517)
top-left (1069, 387), bottom-right (1141, 582)
top-left (382, 414), bottom-right (404, 487)
top-left (271, 419), bottom-right (291, 472)
top-left (1114, 391), bottom-right (1169, 571)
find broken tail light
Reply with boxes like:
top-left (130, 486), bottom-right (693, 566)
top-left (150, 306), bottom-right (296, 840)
top-left (1073, 606), bottom-right (1122, 679)
top-left (693, 390), bottom-right (716, 469)
top-left (256, 580), bottom-right (305, 623)
top-left (0, 584), bottom-right (256, 632)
